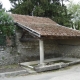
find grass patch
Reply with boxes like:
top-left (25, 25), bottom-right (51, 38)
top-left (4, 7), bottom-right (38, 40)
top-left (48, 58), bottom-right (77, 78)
top-left (0, 64), bottom-right (25, 73)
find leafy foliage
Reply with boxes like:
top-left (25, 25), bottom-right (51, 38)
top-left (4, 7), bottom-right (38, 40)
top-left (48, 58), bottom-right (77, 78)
top-left (0, 9), bottom-right (15, 36)
top-left (0, 3), bottom-right (2, 9)
top-left (9, 0), bottom-right (71, 27)
top-left (67, 1), bottom-right (80, 30)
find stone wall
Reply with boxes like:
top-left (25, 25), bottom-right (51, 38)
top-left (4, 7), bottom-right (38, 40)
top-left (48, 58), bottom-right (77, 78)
top-left (16, 31), bottom-right (39, 61)
top-left (0, 47), bottom-right (20, 66)
top-left (58, 39), bottom-right (80, 58)
top-left (1, 28), bottom-right (80, 65)
top-left (16, 30), bottom-right (60, 62)
top-left (44, 40), bottom-right (61, 58)
top-left (15, 29), bottom-right (80, 63)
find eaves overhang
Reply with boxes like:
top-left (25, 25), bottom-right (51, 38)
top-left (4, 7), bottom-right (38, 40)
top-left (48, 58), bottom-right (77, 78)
top-left (14, 21), bottom-right (41, 38)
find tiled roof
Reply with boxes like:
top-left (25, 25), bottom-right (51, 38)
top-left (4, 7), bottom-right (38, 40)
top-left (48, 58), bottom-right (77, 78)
top-left (11, 14), bottom-right (80, 39)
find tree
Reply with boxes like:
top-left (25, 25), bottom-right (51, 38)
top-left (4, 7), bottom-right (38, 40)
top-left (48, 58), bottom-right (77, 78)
top-left (10, 0), bottom-right (34, 15)
top-left (67, 1), bottom-right (80, 30)
top-left (0, 3), bottom-right (15, 36)
top-left (9, 0), bottom-right (71, 27)
top-left (0, 3), bottom-right (2, 9)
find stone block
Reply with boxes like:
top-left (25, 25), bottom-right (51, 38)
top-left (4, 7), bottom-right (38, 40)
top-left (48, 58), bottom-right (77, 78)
top-left (34, 64), bottom-right (60, 72)
top-left (69, 60), bottom-right (80, 66)
top-left (60, 63), bottom-right (69, 68)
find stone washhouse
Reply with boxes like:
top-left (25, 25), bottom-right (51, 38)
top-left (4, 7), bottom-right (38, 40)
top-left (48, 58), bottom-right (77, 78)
top-left (11, 14), bottom-right (80, 67)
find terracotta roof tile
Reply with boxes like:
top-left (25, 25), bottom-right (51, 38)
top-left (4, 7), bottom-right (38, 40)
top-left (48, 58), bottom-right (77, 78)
top-left (11, 14), bottom-right (80, 39)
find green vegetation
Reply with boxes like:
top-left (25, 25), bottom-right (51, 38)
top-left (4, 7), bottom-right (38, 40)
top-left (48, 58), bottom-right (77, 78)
top-left (9, 0), bottom-right (72, 27)
top-left (0, 3), bottom-right (16, 46)
top-left (0, 3), bottom-right (15, 36)
top-left (2, 56), bottom-right (5, 60)
top-left (67, 1), bottom-right (80, 30)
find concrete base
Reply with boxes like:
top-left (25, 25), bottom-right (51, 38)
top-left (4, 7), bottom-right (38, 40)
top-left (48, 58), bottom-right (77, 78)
top-left (20, 57), bottom-right (80, 72)
top-left (34, 63), bottom-right (69, 72)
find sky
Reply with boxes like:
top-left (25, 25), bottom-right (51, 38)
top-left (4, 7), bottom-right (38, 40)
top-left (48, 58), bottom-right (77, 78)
top-left (0, 0), bottom-right (12, 10)
top-left (0, 0), bottom-right (80, 11)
